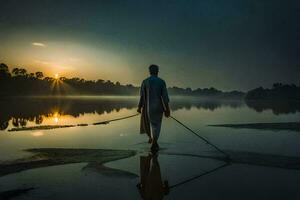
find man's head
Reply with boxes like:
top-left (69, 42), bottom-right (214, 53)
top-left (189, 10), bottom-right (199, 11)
top-left (149, 64), bottom-right (159, 76)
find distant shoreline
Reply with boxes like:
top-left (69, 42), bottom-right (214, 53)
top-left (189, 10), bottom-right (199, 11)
top-left (1, 64), bottom-right (299, 100)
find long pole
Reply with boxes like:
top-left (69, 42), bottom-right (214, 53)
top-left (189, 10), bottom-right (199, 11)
top-left (170, 116), bottom-right (230, 159)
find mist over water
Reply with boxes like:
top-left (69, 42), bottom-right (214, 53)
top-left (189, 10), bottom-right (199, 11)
top-left (1, 96), bottom-right (299, 131)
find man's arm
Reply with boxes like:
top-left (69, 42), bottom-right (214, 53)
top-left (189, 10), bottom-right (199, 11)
top-left (161, 81), bottom-right (170, 117)
top-left (137, 81), bottom-right (144, 113)
top-left (164, 103), bottom-right (171, 117)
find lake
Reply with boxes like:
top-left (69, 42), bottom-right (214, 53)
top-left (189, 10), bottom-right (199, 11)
top-left (0, 96), bottom-right (300, 200)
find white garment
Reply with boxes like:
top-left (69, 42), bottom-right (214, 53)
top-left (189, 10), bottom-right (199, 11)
top-left (138, 75), bottom-right (169, 140)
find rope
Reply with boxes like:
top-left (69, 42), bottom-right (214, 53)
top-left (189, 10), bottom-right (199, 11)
top-left (93, 113), bottom-right (139, 125)
top-left (170, 116), bottom-right (230, 159)
top-left (8, 113), bottom-right (140, 132)
top-left (169, 162), bottom-right (229, 189)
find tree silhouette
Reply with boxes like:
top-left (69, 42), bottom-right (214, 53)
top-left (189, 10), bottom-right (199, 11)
top-left (246, 84), bottom-right (300, 100)
top-left (12, 68), bottom-right (20, 76)
top-left (35, 72), bottom-right (44, 79)
top-left (0, 63), bottom-right (11, 78)
top-left (11, 68), bottom-right (28, 77)
top-left (18, 68), bottom-right (27, 77)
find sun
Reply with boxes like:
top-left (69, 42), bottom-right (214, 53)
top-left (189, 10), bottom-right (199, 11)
top-left (55, 74), bottom-right (59, 79)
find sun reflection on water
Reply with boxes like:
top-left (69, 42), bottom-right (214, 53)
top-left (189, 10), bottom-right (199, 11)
top-left (31, 131), bottom-right (44, 137)
top-left (53, 112), bottom-right (59, 123)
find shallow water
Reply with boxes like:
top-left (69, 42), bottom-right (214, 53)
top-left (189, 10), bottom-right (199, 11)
top-left (0, 96), bottom-right (300, 199)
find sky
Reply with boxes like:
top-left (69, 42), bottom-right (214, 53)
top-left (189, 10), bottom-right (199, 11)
top-left (0, 0), bottom-right (299, 91)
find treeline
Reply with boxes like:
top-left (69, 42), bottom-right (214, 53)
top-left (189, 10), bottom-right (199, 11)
top-left (0, 63), bottom-right (245, 98)
top-left (0, 63), bottom-right (138, 96)
top-left (1, 63), bottom-right (298, 99)
top-left (168, 86), bottom-right (244, 98)
top-left (246, 83), bottom-right (300, 100)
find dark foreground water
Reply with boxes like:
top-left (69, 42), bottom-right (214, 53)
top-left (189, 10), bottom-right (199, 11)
top-left (0, 96), bottom-right (300, 199)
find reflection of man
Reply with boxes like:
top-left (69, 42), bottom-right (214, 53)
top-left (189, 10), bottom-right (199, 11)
top-left (138, 64), bottom-right (170, 152)
top-left (137, 154), bottom-right (169, 200)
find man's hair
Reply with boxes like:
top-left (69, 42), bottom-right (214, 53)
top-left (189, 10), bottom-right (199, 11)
top-left (149, 64), bottom-right (159, 75)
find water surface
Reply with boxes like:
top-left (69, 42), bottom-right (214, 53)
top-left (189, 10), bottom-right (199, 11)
top-left (0, 96), bottom-right (300, 199)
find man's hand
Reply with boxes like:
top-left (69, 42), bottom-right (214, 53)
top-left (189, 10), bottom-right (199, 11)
top-left (137, 107), bottom-right (142, 113)
top-left (164, 109), bottom-right (170, 118)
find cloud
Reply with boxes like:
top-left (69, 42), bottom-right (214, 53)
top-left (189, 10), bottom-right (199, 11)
top-left (32, 42), bottom-right (46, 47)
top-left (34, 60), bottom-right (75, 71)
top-left (35, 60), bottom-right (50, 65)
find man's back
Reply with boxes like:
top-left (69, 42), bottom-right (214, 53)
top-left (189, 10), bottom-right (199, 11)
top-left (142, 75), bottom-right (169, 115)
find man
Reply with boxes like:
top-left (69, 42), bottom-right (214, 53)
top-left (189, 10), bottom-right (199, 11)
top-left (137, 64), bottom-right (170, 152)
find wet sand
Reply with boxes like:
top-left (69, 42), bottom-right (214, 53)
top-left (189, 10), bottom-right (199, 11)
top-left (0, 148), bottom-right (136, 177)
top-left (0, 188), bottom-right (35, 200)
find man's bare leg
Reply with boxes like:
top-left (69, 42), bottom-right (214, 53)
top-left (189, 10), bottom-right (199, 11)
top-left (151, 139), bottom-right (159, 152)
